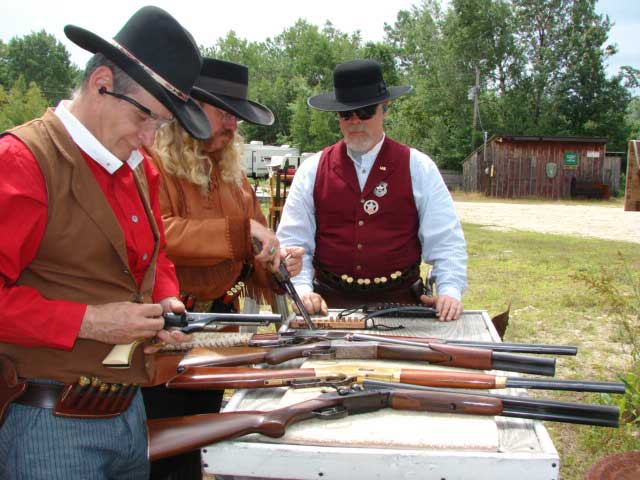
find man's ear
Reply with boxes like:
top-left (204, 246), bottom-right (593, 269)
top-left (89, 65), bottom-right (114, 93)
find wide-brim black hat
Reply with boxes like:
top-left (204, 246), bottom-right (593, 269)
top-left (64, 6), bottom-right (210, 140)
top-left (308, 59), bottom-right (412, 112)
top-left (191, 58), bottom-right (274, 126)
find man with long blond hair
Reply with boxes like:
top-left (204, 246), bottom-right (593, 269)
top-left (142, 58), bottom-right (303, 480)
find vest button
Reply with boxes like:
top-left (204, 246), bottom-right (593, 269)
top-left (358, 220), bottom-right (364, 226)
top-left (142, 253), bottom-right (148, 261)
top-left (360, 199), bottom-right (365, 204)
top-left (356, 265), bottom-right (362, 271)
top-left (131, 215), bottom-right (139, 223)
top-left (357, 243), bottom-right (363, 250)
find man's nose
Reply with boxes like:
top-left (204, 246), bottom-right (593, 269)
top-left (223, 114), bottom-right (238, 130)
top-left (139, 126), bottom-right (156, 148)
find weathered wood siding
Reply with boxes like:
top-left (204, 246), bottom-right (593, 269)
top-left (463, 137), bottom-right (609, 199)
top-left (625, 140), bottom-right (640, 212)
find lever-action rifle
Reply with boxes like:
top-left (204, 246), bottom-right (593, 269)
top-left (178, 339), bottom-right (557, 376)
top-left (103, 311), bottom-right (281, 369)
top-left (249, 330), bottom-right (578, 355)
top-left (166, 364), bottom-right (626, 394)
top-left (147, 383), bottom-right (620, 461)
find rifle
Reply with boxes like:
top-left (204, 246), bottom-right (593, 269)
top-left (166, 365), bottom-right (626, 394)
top-left (248, 330), bottom-right (578, 355)
top-left (147, 383), bottom-right (620, 461)
top-left (102, 311), bottom-right (281, 369)
top-left (177, 338), bottom-right (557, 376)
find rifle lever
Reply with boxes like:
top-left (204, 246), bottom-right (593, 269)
top-left (313, 405), bottom-right (349, 419)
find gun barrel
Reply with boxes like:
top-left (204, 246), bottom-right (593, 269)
top-left (363, 380), bottom-right (620, 428)
top-left (491, 351), bottom-right (556, 376)
top-left (445, 340), bottom-right (577, 355)
top-left (506, 377), bottom-right (626, 394)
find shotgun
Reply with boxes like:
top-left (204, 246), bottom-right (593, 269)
top-left (147, 383), bottom-right (620, 461)
top-left (165, 364), bottom-right (626, 394)
top-left (103, 311), bottom-right (281, 369)
top-left (177, 339), bottom-right (557, 376)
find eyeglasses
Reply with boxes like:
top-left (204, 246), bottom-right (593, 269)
top-left (99, 87), bottom-right (174, 130)
top-left (337, 104), bottom-right (380, 121)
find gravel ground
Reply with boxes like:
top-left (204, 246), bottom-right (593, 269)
top-left (454, 201), bottom-right (640, 244)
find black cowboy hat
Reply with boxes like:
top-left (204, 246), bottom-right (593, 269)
top-left (191, 58), bottom-right (274, 126)
top-left (308, 59), bottom-right (412, 112)
top-left (64, 6), bottom-right (210, 140)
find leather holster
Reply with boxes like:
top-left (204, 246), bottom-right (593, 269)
top-left (0, 354), bottom-right (27, 427)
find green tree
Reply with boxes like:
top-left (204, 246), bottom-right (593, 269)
top-left (0, 76), bottom-right (48, 131)
top-left (3, 30), bottom-right (79, 105)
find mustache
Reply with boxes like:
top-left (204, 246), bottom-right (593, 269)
top-left (345, 125), bottom-right (368, 134)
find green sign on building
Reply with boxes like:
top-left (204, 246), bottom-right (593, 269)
top-left (564, 152), bottom-right (578, 167)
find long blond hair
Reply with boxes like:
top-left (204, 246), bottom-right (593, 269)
top-left (154, 122), bottom-right (245, 194)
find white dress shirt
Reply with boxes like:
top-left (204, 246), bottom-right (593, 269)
top-left (277, 135), bottom-right (468, 300)
top-left (55, 100), bottom-right (143, 173)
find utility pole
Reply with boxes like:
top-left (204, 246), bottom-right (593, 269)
top-left (472, 65), bottom-right (480, 146)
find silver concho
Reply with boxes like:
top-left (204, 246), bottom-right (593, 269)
top-left (363, 199), bottom-right (379, 215)
top-left (373, 181), bottom-right (388, 198)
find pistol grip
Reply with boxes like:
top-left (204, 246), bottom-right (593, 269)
top-left (102, 340), bottom-right (142, 368)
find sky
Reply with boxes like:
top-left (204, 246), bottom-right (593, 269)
top-left (0, 0), bottom-right (638, 79)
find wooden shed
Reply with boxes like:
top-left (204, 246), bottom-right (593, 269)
top-left (462, 135), bottom-right (616, 199)
top-left (625, 140), bottom-right (640, 211)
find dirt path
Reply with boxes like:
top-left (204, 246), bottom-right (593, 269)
top-left (454, 201), bottom-right (640, 244)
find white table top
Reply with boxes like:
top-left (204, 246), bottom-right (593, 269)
top-left (203, 310), bottom-right (559, 480)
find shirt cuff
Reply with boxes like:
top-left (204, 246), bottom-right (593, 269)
top-left (49, 301), bottom-right (87, 350)
top-left (435, 285), bottom-right (462, 301)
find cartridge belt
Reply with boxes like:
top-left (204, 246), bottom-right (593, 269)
top-left (314, 261), bottom-right (421, 292)
top-left (15, 378), bottom-right (139, 418)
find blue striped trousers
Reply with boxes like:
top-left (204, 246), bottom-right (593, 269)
top-left (0, 391), bottom-right (149, 480)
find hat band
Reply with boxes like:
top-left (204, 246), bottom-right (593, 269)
top-left (197, 77), bottom-right (248, 100)
top-left (111, 40), bottom-right (189, 102)
top-left (335, 81), bottom-right (388, 104)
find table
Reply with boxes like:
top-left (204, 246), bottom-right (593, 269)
top-left (203, 310), bottom-right (560, 479)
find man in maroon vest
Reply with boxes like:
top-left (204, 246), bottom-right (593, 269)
top-left (277, 60), bottom-right (467, 321)
top-left (0, 7), bottom-right (210, 478)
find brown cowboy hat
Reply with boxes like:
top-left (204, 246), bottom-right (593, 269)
top-left (308, 59), bottom-right (412, 111)
top-left (191, 58), bottom-right (274, 126)
top-left (64, 6), bottom-right (210, 140)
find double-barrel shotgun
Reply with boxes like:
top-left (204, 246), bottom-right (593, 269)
top-left (177, 338), bottom-right (557, 376)
top-left (165, 364), bottom-right (626, 394)
top-left (102, 311), bottom-right (281, 369)
top-left (147, 383), bottom-right (620, 461)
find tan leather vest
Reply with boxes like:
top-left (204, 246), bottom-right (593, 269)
top-left (0, 109), bottom-right (159, 384)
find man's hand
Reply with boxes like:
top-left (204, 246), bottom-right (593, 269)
top-left (294, 292), bottom-right (328, 315)
top-left (79, 302), bottom-right (164, 344)
top-left (250, 219), bottom-right (280, 270)
top-left (420, 294), bottom-right (463, 322)
top-left (144, 296), bottom-right (192, 354)
top-left (281, 246), bottom-right (304, 277)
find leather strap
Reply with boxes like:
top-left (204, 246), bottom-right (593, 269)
top-left (15, 383), bottom-right (63, 409)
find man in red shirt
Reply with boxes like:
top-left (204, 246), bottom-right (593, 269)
top-left (0, 7), bottom-right (210, 479)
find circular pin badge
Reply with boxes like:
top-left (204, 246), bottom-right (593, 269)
top-left (374, 181), bottom-right (388, 198)
top-left (363, 199), bottom-right (379, 215)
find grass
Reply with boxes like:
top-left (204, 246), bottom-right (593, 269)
top-left (461, 223), bottom-right (640, 479)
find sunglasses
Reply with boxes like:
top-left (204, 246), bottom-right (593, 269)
top-left (99, 87), bottom-right (174, 130)
top-left (337, 104), bottom-right (380, 121)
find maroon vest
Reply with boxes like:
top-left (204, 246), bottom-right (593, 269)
top-left (313, 137), bottom-right (421, 279)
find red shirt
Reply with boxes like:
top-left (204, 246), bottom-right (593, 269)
top-left (0, 134), bottom-right (179, 350)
